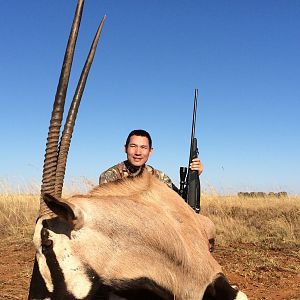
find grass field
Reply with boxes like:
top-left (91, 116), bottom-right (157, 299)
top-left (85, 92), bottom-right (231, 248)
top-left (1, 191), bottom-right (299, 247)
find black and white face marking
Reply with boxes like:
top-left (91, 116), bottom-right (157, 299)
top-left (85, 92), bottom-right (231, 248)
top-left (32, 216), bottom-right (176, 300)
top-left (203, 274), bottom-right (248, 300)
top-left (32, 217), bottom-right (95, 299)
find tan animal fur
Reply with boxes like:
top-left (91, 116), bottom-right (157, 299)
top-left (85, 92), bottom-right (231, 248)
top-left (36, 171), bottom-right (222, 299)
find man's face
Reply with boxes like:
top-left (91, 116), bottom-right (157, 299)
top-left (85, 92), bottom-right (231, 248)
top-left (125, 135), bottom-right (153, 167)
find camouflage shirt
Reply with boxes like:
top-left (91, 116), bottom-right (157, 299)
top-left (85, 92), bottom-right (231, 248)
top-left (99, 161), bottom-right (173, 189)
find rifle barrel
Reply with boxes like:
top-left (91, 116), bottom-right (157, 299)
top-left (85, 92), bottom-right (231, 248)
top-left (189, 89), bottom-right (198, 161)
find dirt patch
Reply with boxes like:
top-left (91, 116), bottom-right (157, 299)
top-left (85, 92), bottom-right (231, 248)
top-left (0, 237), bottom-right (35, 300)
top-left (0, 237), bottom-right (299, 299)
top-left (214, 243), bottom-right (300, 300)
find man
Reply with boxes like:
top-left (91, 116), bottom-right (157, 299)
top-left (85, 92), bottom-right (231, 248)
top-left (99, 129), bottom-right (203, 191)
top-left (99, 129), bottom-right (215, 252)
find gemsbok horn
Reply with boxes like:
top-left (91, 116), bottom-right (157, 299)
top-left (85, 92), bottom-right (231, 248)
top-left (28, 0), bottom-right (106, 297)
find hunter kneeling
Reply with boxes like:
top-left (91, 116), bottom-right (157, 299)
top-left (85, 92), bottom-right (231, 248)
top-left (99, 129), bottom-right (215, 252)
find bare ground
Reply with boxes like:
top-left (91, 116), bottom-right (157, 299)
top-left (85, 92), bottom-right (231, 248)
top-left (0, 237), bottom-right (299, 300)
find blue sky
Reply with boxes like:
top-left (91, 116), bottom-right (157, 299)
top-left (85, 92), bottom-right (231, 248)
top-left (0, 1), bottom-right (299, 194)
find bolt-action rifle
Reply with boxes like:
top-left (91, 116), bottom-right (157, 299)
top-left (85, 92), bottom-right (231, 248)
top-left (179, 89), bottom-right (201, 213)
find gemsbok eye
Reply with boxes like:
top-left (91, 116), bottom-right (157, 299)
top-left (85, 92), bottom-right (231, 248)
top-left (42, 239), bottom-right (53, 253)
top-left (41, 227), bottom-right (53, 252)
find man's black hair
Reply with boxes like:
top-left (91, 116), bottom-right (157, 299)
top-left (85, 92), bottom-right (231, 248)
top-left (125, 129), bottom-right (152, 149)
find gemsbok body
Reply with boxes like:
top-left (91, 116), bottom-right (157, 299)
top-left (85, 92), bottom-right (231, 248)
top-left (28, 1), bottom-right (248, 299)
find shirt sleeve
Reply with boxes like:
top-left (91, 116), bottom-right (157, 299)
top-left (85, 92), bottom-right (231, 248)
top-left (99, 167), bottom-right (120, 185)
top-left (152, 168), bottom-right (173, 189)
top-left (161, 173), bottom-right (173, 189)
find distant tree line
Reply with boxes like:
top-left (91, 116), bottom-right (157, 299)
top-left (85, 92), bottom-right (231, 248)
top-left (237, 192), bottom-right (288, 198)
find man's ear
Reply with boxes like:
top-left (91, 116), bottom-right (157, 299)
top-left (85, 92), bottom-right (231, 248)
top-left (124, 145), bottom-right (127, 153)
top-left (43, 193), bottom-right (84, 230)
top-left (149, 147), bottom-right (153, 156)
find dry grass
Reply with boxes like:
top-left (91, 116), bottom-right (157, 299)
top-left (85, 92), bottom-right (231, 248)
top-left (202, 194), bottom-right (300, 250)
top-left (1, 183), bottom-right (299, 252)
top-left (0, 177), bottom-right (96, 239)
top-left (0, 194), bottom-right (38, 239)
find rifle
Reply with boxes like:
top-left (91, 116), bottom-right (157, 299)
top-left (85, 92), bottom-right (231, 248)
top-left (179, 89), bottom-right (201, 213)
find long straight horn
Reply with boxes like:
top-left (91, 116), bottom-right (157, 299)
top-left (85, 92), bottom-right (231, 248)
top-left (55, 15), bottom-right (107, 198)
top-left (40, 0), bottom-right (84, 216)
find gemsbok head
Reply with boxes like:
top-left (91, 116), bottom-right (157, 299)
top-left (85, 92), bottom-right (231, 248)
top-left (28, 1), bottom-right (248, 299)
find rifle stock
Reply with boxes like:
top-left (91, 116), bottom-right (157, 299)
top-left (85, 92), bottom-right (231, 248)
top-left (186, 137), bottom-right (201, 213)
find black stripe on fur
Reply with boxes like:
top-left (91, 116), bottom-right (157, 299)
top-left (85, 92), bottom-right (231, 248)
top-left (203, 273), bottom-right (238, 300)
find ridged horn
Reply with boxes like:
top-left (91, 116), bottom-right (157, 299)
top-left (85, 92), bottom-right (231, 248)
top-left (40, 0), bottom-right (84, 216)
top-left (55, 15), bottom-right (107, 198)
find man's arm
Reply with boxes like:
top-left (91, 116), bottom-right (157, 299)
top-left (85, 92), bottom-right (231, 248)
top-left (99, 166), bottom-right (121, 185)
top-left (148, 166), bottom-right (173, 189)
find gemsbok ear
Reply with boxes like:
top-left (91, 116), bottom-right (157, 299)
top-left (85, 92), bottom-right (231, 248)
top-left (43, 193), bottom-right (84, 230)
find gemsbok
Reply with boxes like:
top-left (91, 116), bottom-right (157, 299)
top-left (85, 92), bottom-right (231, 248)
top-left (28, 1), bottom-right (248, 299)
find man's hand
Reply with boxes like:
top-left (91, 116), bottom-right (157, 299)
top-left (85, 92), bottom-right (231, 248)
top-left (189, 157), bottom-right (203, 175)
